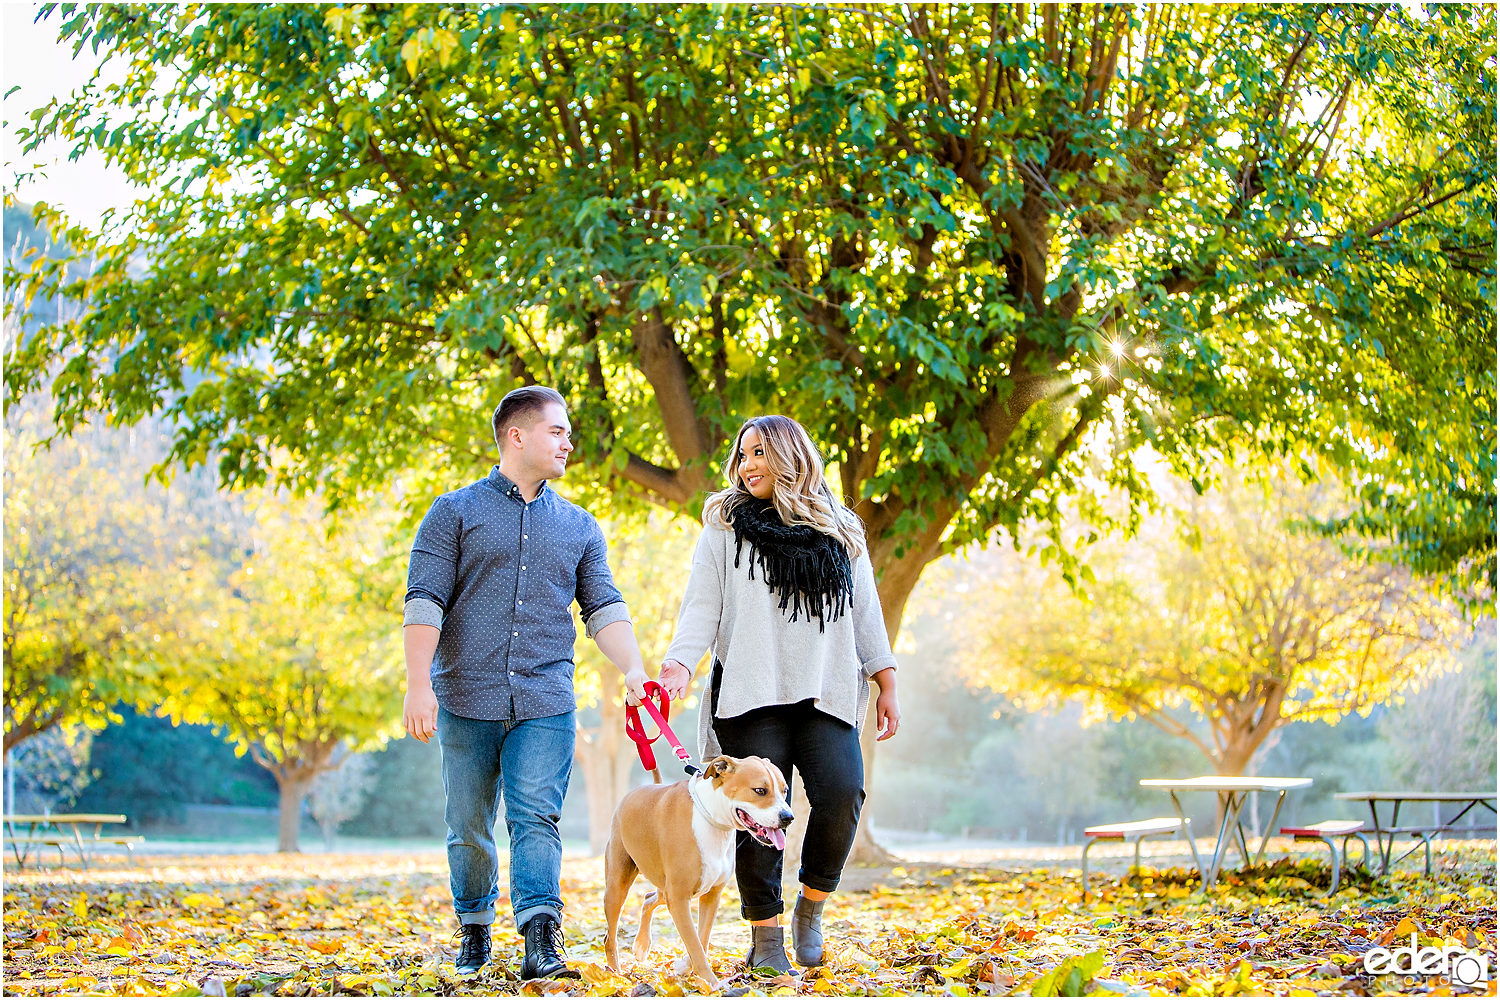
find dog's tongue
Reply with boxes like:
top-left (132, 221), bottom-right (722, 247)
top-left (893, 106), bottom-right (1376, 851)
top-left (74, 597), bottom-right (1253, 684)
top-left (769, 827), bottom-right (786, 851)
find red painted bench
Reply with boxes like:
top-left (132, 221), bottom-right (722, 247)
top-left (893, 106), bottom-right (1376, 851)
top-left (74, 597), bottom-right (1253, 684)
top-left (1279, 820), bottom-right (1371, 896)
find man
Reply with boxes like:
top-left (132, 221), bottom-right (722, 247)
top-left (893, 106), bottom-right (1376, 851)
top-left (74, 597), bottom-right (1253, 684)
top-left (403, 385), bottom-right (650, 979)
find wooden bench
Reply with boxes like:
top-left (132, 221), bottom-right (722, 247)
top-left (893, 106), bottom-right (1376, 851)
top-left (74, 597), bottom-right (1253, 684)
top-left (1081, 817), bottom-right (1195, 900)
top-left (1279, 820), bottom-right (1371, 896)
top-left (3, 815), bottom-right (143, 869)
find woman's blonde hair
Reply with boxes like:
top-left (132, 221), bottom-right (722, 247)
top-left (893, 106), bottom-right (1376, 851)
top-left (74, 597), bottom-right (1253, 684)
top-left (703, 415), bottom-right (866, 557)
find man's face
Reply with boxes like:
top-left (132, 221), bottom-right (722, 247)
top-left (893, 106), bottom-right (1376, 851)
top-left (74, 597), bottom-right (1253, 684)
top-left (510, 402), bottom-right (574, 479)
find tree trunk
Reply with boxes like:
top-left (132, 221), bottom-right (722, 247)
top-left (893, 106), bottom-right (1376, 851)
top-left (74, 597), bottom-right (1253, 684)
top-left (575, 668), bottom-right (637, 855)
top-left (277, 776), bottom-right (311, 853)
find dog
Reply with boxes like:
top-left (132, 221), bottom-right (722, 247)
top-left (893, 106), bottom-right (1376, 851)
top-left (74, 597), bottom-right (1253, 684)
top-left (603, 754), bottom-right (794, 988)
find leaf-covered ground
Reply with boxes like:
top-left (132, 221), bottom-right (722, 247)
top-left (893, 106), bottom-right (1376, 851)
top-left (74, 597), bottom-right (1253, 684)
top-left (2, 842), bottom-right (1494, 997)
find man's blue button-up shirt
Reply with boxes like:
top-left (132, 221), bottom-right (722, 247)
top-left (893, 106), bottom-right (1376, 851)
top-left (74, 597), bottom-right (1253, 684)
top-left (402, 467), bottom-right (630, 721)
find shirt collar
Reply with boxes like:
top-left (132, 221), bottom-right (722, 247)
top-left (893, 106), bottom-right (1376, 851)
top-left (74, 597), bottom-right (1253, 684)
top-left (488, 466), bottom-right (551, 503)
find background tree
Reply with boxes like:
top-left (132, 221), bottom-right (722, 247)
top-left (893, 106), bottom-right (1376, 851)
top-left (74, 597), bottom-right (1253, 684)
top-left (1379, 651), bottom-right (1498, 796)
top-left (10, 4), bottom-right (1493, 856)
top-left (5, 726), bottom-right (96, 815)
top-left (307, 750), bottom-right (377, 851)
top-left (962, 469), bottom-right (1464, 776)
top-left (155, 492), bottom-right (404, 852)
top-left (2, 400), bottom-right (209, 753)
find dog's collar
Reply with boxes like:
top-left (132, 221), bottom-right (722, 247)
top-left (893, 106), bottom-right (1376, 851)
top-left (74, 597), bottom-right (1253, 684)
top-left (688, 777), bottom-right (735, 832)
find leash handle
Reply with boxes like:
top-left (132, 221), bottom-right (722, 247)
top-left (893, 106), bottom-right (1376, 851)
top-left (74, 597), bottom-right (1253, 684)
top-left (624, 682), bottom-right (670, 773)
top-left (628, 681), bottom-right (702, 777)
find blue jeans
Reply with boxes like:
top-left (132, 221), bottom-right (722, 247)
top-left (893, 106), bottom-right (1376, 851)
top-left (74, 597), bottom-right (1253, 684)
top-left (437, 707), bottom-right (575, 929)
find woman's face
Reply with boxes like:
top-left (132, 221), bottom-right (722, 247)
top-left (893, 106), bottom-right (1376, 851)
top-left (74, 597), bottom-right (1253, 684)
top-left (737, 426), bottom-right (775, 499)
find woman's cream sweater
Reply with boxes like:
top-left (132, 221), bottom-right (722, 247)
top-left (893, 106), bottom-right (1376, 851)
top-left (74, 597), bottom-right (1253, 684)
top-left (663, 523), bottom-right (899, 760)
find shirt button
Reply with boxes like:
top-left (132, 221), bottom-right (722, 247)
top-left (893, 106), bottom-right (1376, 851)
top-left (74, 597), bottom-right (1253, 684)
top-left (513, 631), bottom-right (519, 637)
top-left (517, 600), bottom-right (523, 605)
top-left (523, 535), bottom-right (528, 540)
top-left (521, 566), bottom-right (526, 570)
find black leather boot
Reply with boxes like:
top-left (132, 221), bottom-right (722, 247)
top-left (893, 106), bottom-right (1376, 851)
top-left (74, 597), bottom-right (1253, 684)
top-left (791, 894), bottom-right (825, 967)
top-left (520, 914), bottom-right (580, 980)
top-left (454, 923), bottom-right (491, 975)
top-left (745, 924), bottom-right (793, 975)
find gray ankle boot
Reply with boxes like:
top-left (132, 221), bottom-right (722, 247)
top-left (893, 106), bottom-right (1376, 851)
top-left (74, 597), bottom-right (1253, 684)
top-left (791, 895), bottom-right (825, 967)
top-left (745, 924), bottom-right (793, 975)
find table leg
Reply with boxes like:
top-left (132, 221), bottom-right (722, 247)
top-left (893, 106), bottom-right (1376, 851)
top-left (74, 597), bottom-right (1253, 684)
top-left (72, 825), bottom-right (89, 871)
top-left (1170, 791), bottom-right (1207, 885)
top-left (1207, 792), bottom-right (1247, 888)
top-left (1231, 803), bottom-right (1254, 869)
top-left (1254, 791), bottom-right (1288, 867)
top-left (1365, 800), bottom-right (1389, 875)
top-left (7, 819), bottom-right (32, 870)
top-left (1387, 801), bottom-right (1403, 874)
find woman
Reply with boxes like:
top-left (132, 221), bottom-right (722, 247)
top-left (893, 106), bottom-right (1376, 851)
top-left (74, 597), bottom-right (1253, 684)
top-left (658, 415), bottom-right (900, 973)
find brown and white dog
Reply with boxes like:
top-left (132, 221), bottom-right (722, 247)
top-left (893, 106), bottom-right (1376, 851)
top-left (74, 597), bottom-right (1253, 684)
top-left (603, 755), bottom-right (793, 988)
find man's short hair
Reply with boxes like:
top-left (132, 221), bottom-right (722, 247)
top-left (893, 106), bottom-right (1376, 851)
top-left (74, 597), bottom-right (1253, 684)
top-left (492, 385), bottom-right (567, 450)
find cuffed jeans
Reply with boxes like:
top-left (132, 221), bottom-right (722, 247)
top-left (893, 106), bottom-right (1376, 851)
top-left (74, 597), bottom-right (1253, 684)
top-left (710, 666), bottom-right (865, 921)
top-left (437, 706), bottom-right (575, 929)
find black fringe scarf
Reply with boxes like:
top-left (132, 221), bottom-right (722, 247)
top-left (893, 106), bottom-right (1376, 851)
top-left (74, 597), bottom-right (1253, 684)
top-left (730, 498), bottom-right (854, 632)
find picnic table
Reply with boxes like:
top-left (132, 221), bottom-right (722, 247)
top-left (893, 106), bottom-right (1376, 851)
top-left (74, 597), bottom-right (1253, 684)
top-left (1140, 776), bottom-right (1312, 888)
top-left (3, 814), bottom-right (142, 869)
top-left (1332, 791), bottom-right (1497, 875)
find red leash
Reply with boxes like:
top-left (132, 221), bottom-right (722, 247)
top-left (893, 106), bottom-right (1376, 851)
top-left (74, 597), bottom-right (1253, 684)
top-left (625, 681), bottom-right (700, 779)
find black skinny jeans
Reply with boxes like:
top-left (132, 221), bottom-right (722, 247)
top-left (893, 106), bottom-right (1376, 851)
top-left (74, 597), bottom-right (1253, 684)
top-left (710, 662), bottom-right (866, 921)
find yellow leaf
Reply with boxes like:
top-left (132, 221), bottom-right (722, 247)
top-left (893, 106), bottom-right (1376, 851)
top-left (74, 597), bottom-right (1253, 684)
top-left (939, 956), bottom-right (972, 978)
top-left (400, 37), bottom-right (422, 78)
top-left (180, 892), bottom-right (224, 910)
top-left (72, 896), bottom-right (88, 919)
top-left (577, 963), bottom-right (630, 992)
top-left (1394, 917), bottom-right (1421, 937)
top-left (433, 28), bottom-right (459, 68)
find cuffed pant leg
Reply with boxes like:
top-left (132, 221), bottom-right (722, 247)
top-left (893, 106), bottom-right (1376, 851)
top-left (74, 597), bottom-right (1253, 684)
top-left (500, 710), bottom-right (575, 930)
top-left (438, 707), bottom-right (503, 925)
top-left (713, 705), bottom-right (795, 921)
top-left (792, 706), bottom-right (865, 893)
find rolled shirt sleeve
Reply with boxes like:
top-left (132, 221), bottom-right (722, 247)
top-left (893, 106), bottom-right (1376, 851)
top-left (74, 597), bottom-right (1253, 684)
top-left (577, 521), bottom-right (631, 639)
top-left (852, 552), bottom-right (898, 677)
top-left (403, 598), bottom-right (445, 628)
top-left (405, 496), bottom-right (461, 631)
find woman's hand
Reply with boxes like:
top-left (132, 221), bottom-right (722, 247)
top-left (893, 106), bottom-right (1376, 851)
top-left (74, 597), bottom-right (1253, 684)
top-left (871, 667), bottom-right (900, 741)
top-left (658, 659), bottom-right (693, 700)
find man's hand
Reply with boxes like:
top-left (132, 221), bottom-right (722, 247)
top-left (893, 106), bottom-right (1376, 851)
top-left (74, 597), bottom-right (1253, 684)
top-left (658, 659), bottom-right (693, 701)
top-left (622, 668), bottom-right (651, 706)
top-left (403, 623), bottom-right (441, 743)
top-left (404, 683), bottom-right (439, 743)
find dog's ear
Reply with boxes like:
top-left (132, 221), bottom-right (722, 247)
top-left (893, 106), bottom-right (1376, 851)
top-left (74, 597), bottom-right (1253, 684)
top-left (702, 756), bottom-right (736, 780)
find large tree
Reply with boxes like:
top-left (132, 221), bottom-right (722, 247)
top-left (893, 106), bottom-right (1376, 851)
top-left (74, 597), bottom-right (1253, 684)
top-left (10, 4), bottom-right (1493, 851)
top-left (962, 469), bottom-right (1464, 776)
